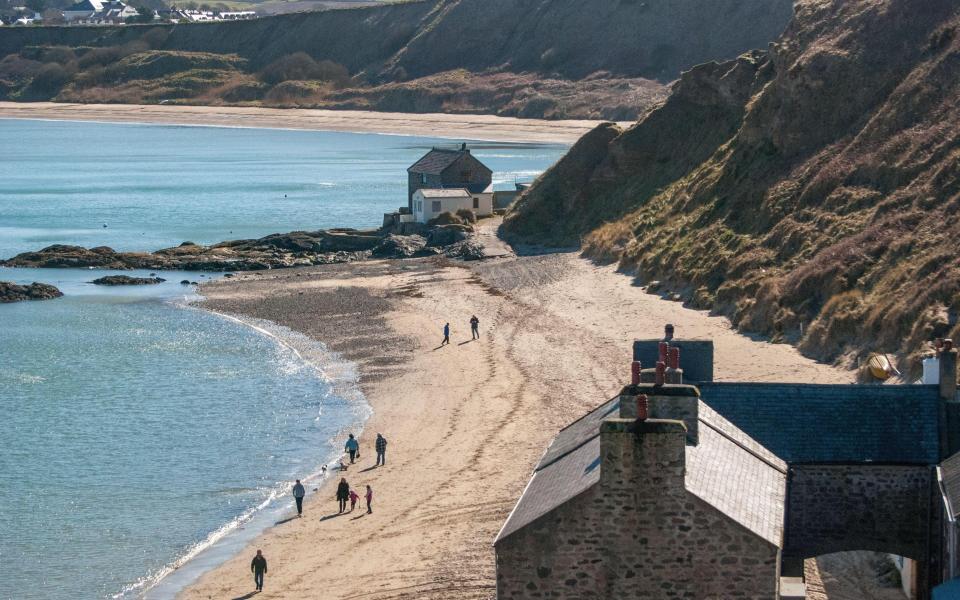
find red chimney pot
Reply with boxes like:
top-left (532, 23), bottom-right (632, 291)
top-left (659, 341), bottom-right (669, 363)
top-left (668, 347), bottom-right (680, 370)
top-left (631, 361), bottom-right (641, 385)
top-left (655, 361), bottom-right (666, 386)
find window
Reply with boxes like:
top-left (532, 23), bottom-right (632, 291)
top-left (432, 201), bottom-right (441, 213)
top-left (473, 197), bottom-right (479, 209)
top-left (421, 173), bottom-right (427, 184)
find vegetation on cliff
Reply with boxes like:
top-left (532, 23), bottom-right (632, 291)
top-left (503, 0), bottom-right (960, 374)
top-left (0, 0), bottom-right (792, 119)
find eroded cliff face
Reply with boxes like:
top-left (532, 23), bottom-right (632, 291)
top-left (504, 0), bottom-right (960, 372)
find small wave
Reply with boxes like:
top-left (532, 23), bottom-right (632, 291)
top-left (123, 306), bottom-right (370, 599)
top-left (114, 486), bottom-right (281, 599)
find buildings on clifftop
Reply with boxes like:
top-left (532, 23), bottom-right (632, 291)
top-left (495, 331), bottom-right (960, 600)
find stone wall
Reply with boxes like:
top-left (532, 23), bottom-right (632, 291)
top-left (495, 418), bottom-right (778, 599)
top-left (785, 465), bottom-right (933, 560)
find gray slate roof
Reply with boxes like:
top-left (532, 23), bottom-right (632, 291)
top-left (408, 148), bottom-right (466, 175)
top-left (688, 404), bottom-right (787, 546)
top-left (497, 397), bottom-right (787, 546)
top-left (698, 383), bottom-right (941, 464)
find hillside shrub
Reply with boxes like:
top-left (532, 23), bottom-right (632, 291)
top-left (258, 52), bottom-right (349, 87)
top-left (24, 62), bottom-right (74, 98)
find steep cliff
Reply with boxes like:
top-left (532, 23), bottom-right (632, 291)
top-left (503, 0), bottom-right (960, 372)
top-left (0, 0), bottom-right (793, 118)
top-left (0, 0), bottom-right (794, 80)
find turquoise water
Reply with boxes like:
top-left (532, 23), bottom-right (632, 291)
top-left (0, 268), bottom-right (369, 600)
top-left (0, 119), bottom-right (565, 259)
top-left (0, 120), bottom-right (564, 599)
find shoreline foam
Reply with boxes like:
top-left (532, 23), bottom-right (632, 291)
top-left (136, 307), bottom-right (370, 599)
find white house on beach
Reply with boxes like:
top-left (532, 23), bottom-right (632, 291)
top-left (412, 187), bottom-right (493, 224)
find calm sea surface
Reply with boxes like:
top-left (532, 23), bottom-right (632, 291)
top-left (0, 120), bottom-right (566, 599)
top-left (0, 119), bottom-right (564, 259)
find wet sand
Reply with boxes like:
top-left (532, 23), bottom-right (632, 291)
top-left (0, 102), bottom-right (618, 143)
top-left (182, 251), bottom-right (853, 599)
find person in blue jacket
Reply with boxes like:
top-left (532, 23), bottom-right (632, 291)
top-left (345, 433), bottom-right (360, 463)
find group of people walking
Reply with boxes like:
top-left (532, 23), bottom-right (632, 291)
top-left (250, 431), bottom-right (389, 592)
top-left (441, 315), bottom-right (481, 345)
top-left (336, 478), bottom-right (373, 514)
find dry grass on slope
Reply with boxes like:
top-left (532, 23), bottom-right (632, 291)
top-left (511, 0), bottom-right (960, 376)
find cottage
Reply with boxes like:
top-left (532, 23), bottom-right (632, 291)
top-left (412, 188), bottom-right (492, 224)
top-left (406, 143), bottom-right (492, 212)
top-left (496, 332), bottom-right (960, 599)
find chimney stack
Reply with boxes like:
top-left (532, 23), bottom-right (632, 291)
top-left (940, 339), bottom-right (958, 402)
top-left (618, 382), bottom-right (700, 445)
top-left (599, 417), bottom-right (687, 493)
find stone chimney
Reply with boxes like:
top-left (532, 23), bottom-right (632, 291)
top-left (599, 417), bottom-right (687, 494)
top-left (619, 382), bottom-right (700, 445)
top-left (940, 339), bottom-right (958, 402)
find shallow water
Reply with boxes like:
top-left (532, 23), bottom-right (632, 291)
top-left (0, 268), bottom-right (369, 599)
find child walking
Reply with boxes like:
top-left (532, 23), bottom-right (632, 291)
top-left (365, 485), bottom-right (373, 514)
top-left (349, 488), bottom-right (360, 511)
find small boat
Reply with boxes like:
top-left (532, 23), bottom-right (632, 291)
top-left (866, 353), bottom-right (898, 381)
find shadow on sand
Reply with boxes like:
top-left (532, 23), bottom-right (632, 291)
top-left (319, 512), bottom-right (345, 522)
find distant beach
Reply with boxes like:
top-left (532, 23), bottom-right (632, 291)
top-left (0, 102), bottom-right (620, 144)
top-left (181, 236), bottom-right (853, 599)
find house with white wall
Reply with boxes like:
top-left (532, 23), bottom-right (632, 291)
top-left (412, 187), bottom-right (493, 224)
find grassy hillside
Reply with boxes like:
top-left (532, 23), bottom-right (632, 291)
top-left (0, 0), bottom-right (792, 119)
top-left (503, 0), bottom-right (960, 374)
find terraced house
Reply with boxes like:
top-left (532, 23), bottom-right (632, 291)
top-left (495, 334), bottom-right (960, 599)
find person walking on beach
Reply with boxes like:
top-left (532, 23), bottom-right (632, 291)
top-left (375, 433), bottom-right (387, 466)
top-left (470, 315), bottom-right (480, 339)
top-left (441, 322), bottom-right (450, 346)
top-left (349, 488), bottom-right (359, 511)
top-left (337, 478), bottom-right (350, 513)
top-left (292, 479), bottom-right (305, 517)
top-left (345, 433), bottom-right (359, 464)
top-left (365, 484), bottom-right (373, 514)
top-left (251, 549), bottom-right (267, 592)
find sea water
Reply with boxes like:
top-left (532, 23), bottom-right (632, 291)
top-left (0, 119), bottom-right (565, 259)
top-left (0, 120), bottom-right (565, 599)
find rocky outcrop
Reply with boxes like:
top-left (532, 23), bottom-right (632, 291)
top-left (91, 275), bottom-right (165, 285)
top-left (371, 234), bottom-right (428, 259)
top-left (1, 229), bottom-right (384, 271)
top-left (0, 281), bottom-right (63, 302)
top-left (506, 0), bottom-right (960, 375)
top-left (2, 224), bottom-right (495, 271)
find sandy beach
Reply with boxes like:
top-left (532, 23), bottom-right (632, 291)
top-left (182, 248), bottom-right (854, 600)
top-left (0, 102), bottom-right (617, 144)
